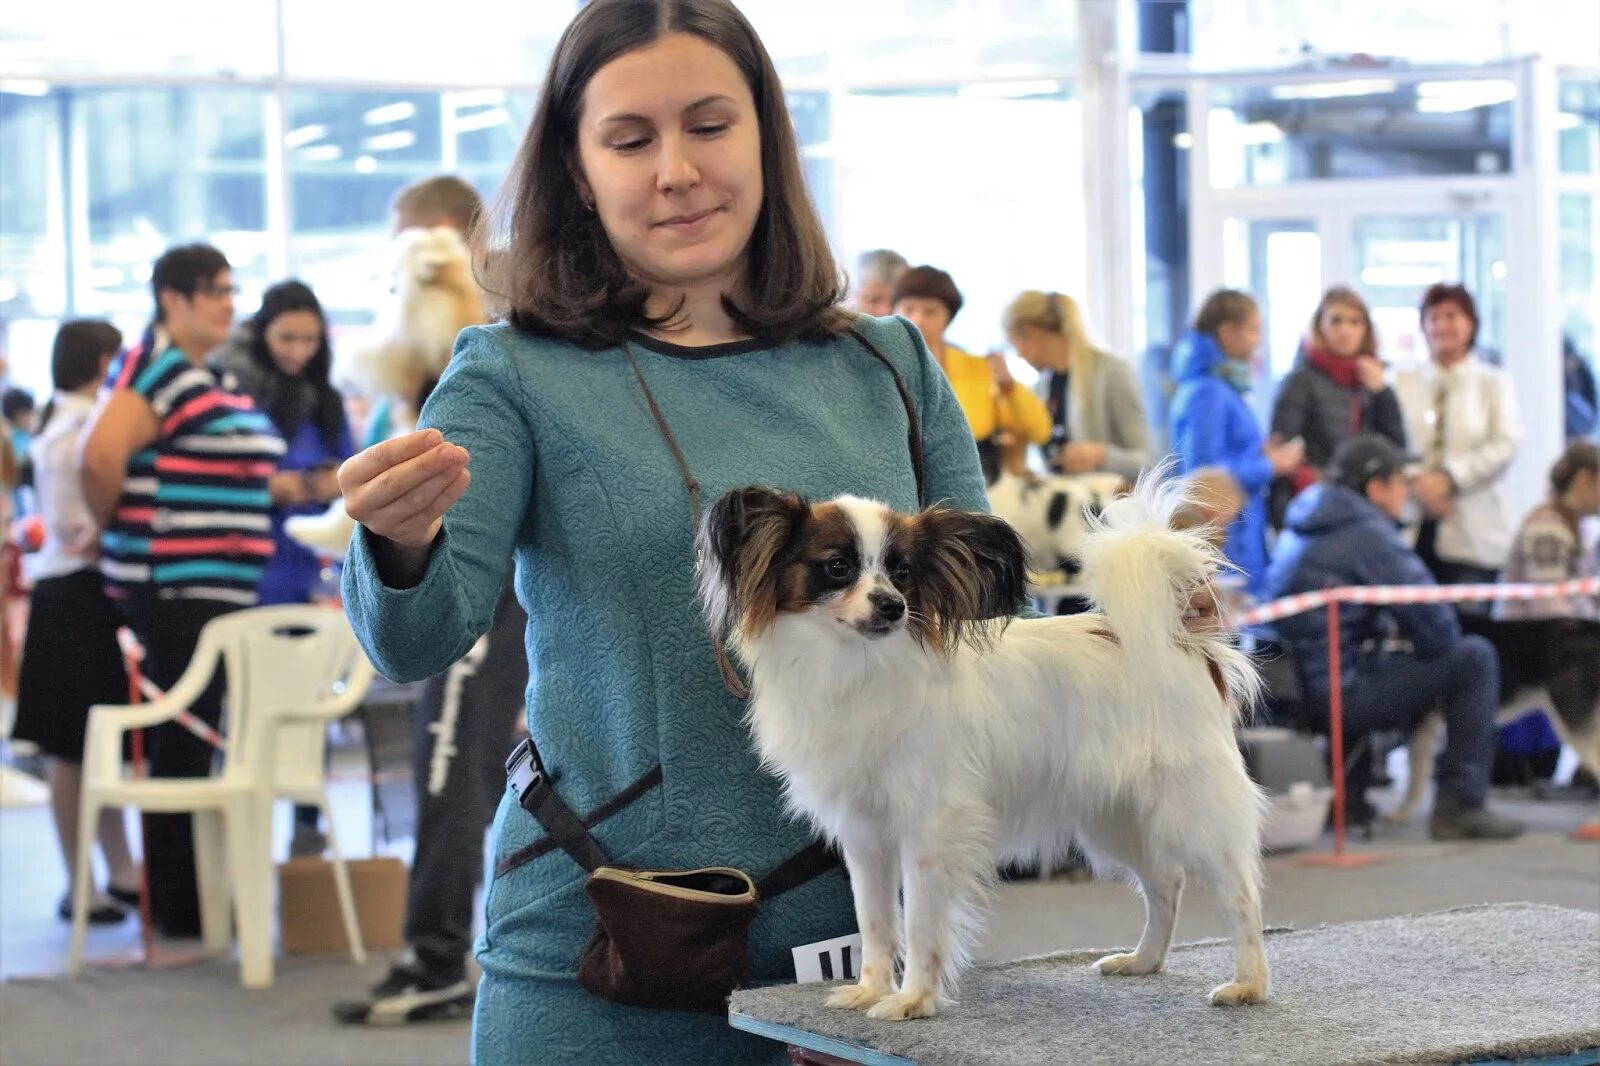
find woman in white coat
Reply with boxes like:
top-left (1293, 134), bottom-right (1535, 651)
top-left (1393, 283), bottom-right (1522, 588)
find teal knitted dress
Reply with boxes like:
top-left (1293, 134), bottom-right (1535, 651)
top-left (343, 312), bottom-right (989, 1064)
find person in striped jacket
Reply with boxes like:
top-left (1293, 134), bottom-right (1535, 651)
top-left (81, 243), bottom-right (285, 938)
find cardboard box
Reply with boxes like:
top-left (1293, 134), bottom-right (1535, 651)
top-left (278, 856), bottom-right (407, 955)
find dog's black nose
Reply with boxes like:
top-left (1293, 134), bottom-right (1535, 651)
top-left (869, 591), bottom-right (906, 621)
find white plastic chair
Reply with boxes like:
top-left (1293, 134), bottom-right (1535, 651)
top-left (68, 605), bottom-right (375, 987)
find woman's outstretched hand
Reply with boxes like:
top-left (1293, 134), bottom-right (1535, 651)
top-left (339, 429), bottom-right (471, 551)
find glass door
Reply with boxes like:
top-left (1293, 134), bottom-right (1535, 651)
top-left (1350, 209), bottom-right (1508, 371)
top-left (1219, 216), bottom-right (1322, 421)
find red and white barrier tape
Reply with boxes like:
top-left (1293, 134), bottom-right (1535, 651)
top-left (1233, 577), bottom-right (1600, 629)
top-left (116, 628), bottom-right (227, 751)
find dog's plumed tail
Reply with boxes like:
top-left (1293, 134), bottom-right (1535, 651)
top-left (1078, 466), bottom-right (1261, 719)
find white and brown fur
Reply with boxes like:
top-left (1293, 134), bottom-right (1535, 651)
top-left (697, 475), bottom-right (1271, 1020)
top-left (1391, 617), bottom-right (1600, 823)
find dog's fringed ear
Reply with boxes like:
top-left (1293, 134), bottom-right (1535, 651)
top-left (695, 485), bottom-right (808, 644)
top-left (906, 506), bottom-right (1030, 655)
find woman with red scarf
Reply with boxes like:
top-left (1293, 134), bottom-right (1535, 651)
top-left (1269, 286), bottom-right (1407, 521)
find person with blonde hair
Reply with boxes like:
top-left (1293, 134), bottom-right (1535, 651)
top-left (1004, 290), bottom-right (1153, 480)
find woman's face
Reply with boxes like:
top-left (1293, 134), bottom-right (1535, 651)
top-left (1423, 301), bottom-right (1474, 360)
top-left (894, 297), bottom-right (952, 352)
top-left (1006, 326), bottom-right (1046, 370)
top-left (264, 310), bottom-right (324, 377)
top-left (1216, 309), bottom-right (1262, 362)
top-left (1568, 468), bottom-right (1600, 516)
top-left (1317, 301), bottom-right (1367, 359)
top-left (574, 33), bottom-right (763, 298)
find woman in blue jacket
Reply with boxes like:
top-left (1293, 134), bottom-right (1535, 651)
top-left (1169, 289), bottom-right (1303, 594)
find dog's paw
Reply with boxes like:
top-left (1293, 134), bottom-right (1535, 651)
top-left (1207, 980), bottom-right (1268, 1006)
top-left (826, 982), bottom-right (890, 1011)
top-left (1094, 951), bottom-right (1162, 977)
top-left (865, 989), bottom-right (938, 1021)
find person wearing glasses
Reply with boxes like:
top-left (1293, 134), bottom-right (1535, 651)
top-left (80, 243), bottom-right (286, 938)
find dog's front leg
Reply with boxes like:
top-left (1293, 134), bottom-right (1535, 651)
top-left (827, 827), bottom-right (900, 1011)
top-left (866, 806), bottom-right (991, 1021)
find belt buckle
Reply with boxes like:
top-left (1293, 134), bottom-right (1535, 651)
top-left (505, 737), bottom-right (546, 811)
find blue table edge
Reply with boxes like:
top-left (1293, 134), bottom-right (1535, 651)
top-left (728, 1011), bottom-right (919, 1065)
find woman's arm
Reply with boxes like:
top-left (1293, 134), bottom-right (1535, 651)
top-left (997, 382), bottom-right (1054, 447)
top-left (1269, 370), bottom-right (1310, 443)
top-left (342, 328), bottom-right (534, 682)
top-left (79, 391), bottom-right (160, 525)
top-left (1366, 386), bottom-right (1408, 452)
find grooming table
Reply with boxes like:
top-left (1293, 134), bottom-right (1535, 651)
top-left (730, 904), bottom-right (1600, 1065)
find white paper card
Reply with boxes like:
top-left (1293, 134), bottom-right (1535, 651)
top-left (792, 932), bottom-right (863, 984)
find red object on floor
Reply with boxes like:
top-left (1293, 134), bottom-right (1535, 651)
top-left (1571, 822), bottom-right (1600, 842)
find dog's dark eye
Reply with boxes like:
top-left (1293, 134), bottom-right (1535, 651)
top-left (890, 561), bottom-right (912, 584)
top-left (824, 557), bottom-right (853, 582)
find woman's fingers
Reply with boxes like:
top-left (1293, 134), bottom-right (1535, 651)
top-left (380, 471), bottom-right (472, 546)
top-left (339, 429), bottom-right (442, 492)
top-left (345, 440), bottom-right (469, 520)
top-left (357, 464), bottom-right (471, 537)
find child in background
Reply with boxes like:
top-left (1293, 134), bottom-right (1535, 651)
top-left (10, 321), bottom-right (140, 923)
top-left (1169, 289), bottom-right (1304, 595)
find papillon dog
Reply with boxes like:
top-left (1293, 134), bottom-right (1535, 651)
top-left (696, 474), bottom-right (1269, 1021)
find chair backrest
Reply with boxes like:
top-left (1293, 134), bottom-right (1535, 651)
top-left (194, 605), bottom-right (375, 795)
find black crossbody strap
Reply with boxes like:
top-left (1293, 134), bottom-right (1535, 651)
top-left (757, 838), bottom-right (841, 901)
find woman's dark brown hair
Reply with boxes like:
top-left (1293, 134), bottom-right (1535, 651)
top-left (1419, 282), bottom-right (1479, 349)
top-left (892, 266), bottom-right (963, 322)
top-left (481, 0), bottom-right (848, 348)
top-left (1550, 440), bottom-right (1599, 497)
top-left (1193, 289), bottom-right (1258, 337)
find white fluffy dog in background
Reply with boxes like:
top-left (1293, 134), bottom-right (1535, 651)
top-left (288, 226), bottom-right (484, 561)
top-left (697, 474), bottom-right (1270, 1021)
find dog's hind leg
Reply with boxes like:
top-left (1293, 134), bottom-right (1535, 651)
top-left (1197, 838), bottom-right (1270, 1006)
top-left (1078, 815), bottom-right (1184, 977)
top-left (827, 825), bottom-right (901, 1012)
top-left (866, 803), bottom-right (993, 1022)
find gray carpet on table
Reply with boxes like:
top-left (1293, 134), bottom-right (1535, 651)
top-left (730, 903), bottom-right (1600, 1066)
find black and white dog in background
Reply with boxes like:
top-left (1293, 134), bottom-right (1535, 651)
top-left (985, 471), bottom-right (1129, 582)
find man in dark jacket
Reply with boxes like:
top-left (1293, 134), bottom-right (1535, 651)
top-left (1264, 434), bottom-right (1523, 840)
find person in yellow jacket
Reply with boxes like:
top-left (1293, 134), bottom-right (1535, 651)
top-left (891, 265), bottom-right (1051, 481)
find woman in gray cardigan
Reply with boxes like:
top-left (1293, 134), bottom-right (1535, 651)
top-left (1005, 290), bottom-right (1153, 480)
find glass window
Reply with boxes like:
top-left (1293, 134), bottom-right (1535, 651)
top-left (1208, 78), bottom-right (1514, 189)
top-left (280, 0), bottom-right (566, 84)
top-left (0, 2), bottom-right (276, 79)
top-left (285, 89), bottom-right (536, 332)
top-left (1559, 77), bottom-right (1600, 176)
top-left (1221, 219), bottom-right (1321, 385)
top-left (830, 85), bottom-right (1085, 369)
top-left (1560, 193), bottom-right (1597, 362)
top-left (78, 87), bottom-right (272, 324)
top-left (0, 87), bottom-right (66, 327)
top-left (1351, 213), bottom-right (1506, 368)
top-left (1190, 0), bottom-right (1598, 67)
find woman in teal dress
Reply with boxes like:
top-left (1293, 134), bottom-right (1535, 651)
top-left (338, 2), bottom-right (989, 1061)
